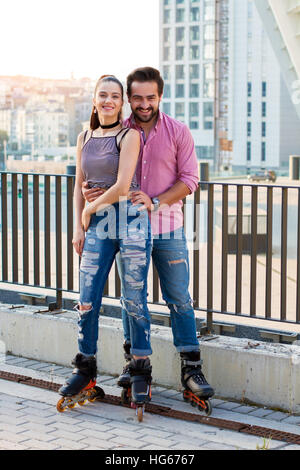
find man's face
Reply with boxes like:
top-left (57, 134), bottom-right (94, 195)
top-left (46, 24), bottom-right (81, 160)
top-left (128, 81), bottom-right (162, 124)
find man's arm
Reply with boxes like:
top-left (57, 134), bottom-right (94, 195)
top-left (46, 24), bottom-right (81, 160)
top-left (131, 125), bottom-right (199, 211)
top-left (130, 181), bottom-right (190, 211)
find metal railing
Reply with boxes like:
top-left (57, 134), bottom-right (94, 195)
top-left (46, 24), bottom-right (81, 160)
top-left (1, 171), bottom-right (300, 332)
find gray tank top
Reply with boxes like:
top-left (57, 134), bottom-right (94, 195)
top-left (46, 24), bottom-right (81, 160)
top-left (81, 128), bottom-right (139, 190)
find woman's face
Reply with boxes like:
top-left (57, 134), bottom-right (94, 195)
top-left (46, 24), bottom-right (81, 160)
top-left (93, 80), bottom-right (123, 123)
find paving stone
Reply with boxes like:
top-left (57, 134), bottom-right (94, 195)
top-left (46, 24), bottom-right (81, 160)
top-left (110, 436), bottom-right (147, 449)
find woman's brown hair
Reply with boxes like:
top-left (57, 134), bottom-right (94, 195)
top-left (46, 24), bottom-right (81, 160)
top-left (90, 75), bottom-right (124, 130)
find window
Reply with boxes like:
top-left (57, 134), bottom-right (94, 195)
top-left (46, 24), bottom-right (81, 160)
top-left (262, 81), bottom-right (267, 97)
top-left (176, 8), bottom-right (185, 22)
top-left (247, 122), bottom-right (251, 137)
top-left (176, 46), bottom-right (185, 60)
top-left (203, 3), bottom-right (215, 21)
top-left (190, 26), bottom-right (200, 41)
top-left (248, 82), bottom-right (252, 98)
top-left (196, 146), bottom-right (214, 159)
top-left (203, 102), bottom-right (214, 130)
top-left (176, 64), bottom-right (185, 80)
top-left (189, 121), bottom-right (199, 129)
top-left (247, 142), bottom-right (251, 161)
top-left (190, 102), bottom-right (199, 117)
top-left (190, 64), bottom-right (199, 79)
top-left (203, 43), bottom-right (215, 60)
top-left (247, 102), bottom-right (252, 117)
top-left (176, 27), bottom-right (185, 42)
top-left (262, 121), bottom-right (266, 137)
top-left (175, 102), bottom-right (185, 120)
top-left (164, 84), bottom-right (171, 98)
top-left (190, 83), bottom-right (199, 98)
top-left (204, 24), bottom-right (214, 41)
top-left (203, 63), bottom-right (214, 98)
top-left (261, 142), bottom-right (266, 161)
top-left (163, 65), bottom-right (171, 80)
top-left (163, 102), bottom-right (171, 115)
top-left (190, 45), bottom-right (200, 60)
top-left (176, 84), bottom-right (185, 98)
top-left (163, 28), bottom-right (170, 43)
top-left (262, 102), bottom-right (266, 117)
top-left (190, 7), bottom-right (200, 22)
top-left (163, 47), bottom-right (170, 61)
top-left (164, 9), bottom-right (171, 24)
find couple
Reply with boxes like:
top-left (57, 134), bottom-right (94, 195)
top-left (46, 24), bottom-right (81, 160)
top-left (58, 67), bottom-right (214, 412)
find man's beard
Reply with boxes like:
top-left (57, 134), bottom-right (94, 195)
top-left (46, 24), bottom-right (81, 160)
top-left (132, 106), bottom-right (159, 123)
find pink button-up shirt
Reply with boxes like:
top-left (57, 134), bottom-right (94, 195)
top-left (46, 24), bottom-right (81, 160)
top-left (123, 111), bottom-right (199, 235)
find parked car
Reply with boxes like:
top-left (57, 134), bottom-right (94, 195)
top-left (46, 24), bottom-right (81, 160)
top-left (247, 170), bottom-right (276, 182)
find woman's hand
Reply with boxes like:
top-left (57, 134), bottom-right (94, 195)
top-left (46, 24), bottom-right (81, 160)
top-left (72, 227), bottom-right (85, 256)
top-left (81, 207), bottom-right (91, 232)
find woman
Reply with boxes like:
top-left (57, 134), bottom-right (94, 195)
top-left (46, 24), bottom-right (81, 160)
top-left (58, 75), bottom-right (152, 413)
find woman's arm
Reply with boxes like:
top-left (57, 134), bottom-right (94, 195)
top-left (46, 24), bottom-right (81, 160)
top-left (82, 129), bottom-right (140, 229)
top-left (72, 131), bottom-right (86, 255)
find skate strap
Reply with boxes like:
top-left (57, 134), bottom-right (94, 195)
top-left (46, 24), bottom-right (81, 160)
top-left (72, 368), bottom-right (90, 377)
top-left (130, 374), bottom-right (152, 383)
top-left (182, 359), bottom-right (203, 367)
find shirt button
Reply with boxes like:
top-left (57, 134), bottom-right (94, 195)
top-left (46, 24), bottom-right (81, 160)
top-left (144, 176), bottom-right (146, 179)
top-left (144, 161), bottom-right (147, 164)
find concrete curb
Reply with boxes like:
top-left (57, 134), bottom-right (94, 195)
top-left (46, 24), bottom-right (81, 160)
top-left (0, 303), bottom-right (299, 413)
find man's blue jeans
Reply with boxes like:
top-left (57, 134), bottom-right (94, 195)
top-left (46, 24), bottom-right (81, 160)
top-left (77, 201), bottom-right (152, 357)
top-left (120, 227), bottom-right (200, 353)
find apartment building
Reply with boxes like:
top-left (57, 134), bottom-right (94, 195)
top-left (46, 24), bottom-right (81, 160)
top-left (159, 0), bottom-right (300, 172)
top-left (160, 0), bottom-right (215, 163)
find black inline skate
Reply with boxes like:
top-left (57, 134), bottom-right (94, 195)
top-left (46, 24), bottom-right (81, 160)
top-left (117, 342), bottom-right (132, 399)
top-left (123, 357), bottom-right (152, 422)
top-left (181, 351), bottom-right (214, 416)
top-left (56, 353), bottom-right (105, 413)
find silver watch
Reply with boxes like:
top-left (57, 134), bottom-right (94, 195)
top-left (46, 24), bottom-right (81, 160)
top-left (151, 197), bottom-right (160, 212)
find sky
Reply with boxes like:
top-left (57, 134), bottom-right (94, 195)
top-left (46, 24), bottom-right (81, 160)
top-left (1, 0), bottom-right (160, 81)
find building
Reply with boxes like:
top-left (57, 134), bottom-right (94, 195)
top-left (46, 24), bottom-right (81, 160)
top-left (159, 0), bottom-right (215, 164)
top-left (29, 109), bottom-right (69, 152)
top-left (254, 0), bottom-right (300, 121)
top-left (159, 0), bottom-right (300, 173)
top-left (229, 0), bottom-right (300, 172)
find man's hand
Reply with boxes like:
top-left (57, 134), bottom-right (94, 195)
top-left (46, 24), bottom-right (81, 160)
top-left (81, 207), bottom-right (91, 232)
top-left (82, 182), bottom-right (105, 202)
top-left (130, 190), bottom-right (153, 211)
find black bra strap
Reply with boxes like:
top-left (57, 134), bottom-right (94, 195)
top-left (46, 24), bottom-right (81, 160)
top-left (116, 128), bottom-right (130, 151)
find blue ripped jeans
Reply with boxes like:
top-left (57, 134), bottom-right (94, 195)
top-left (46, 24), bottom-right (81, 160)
top-left (120, 227), bottom-right (199, 353)
top-left (77, 200), bottom-right (152, 357)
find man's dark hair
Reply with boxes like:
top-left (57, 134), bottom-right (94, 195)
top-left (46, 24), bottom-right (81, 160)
top-left (127, 67), bottom-right (164, 97)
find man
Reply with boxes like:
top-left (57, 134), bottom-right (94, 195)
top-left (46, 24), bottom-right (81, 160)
top-left (82, 67), bottom-right (214, 403)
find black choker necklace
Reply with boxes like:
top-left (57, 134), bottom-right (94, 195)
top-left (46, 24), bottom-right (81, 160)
top-left (99, 120), bottom-right (120, 129)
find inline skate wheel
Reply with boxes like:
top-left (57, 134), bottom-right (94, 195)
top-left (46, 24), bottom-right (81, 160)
top-left (94, 386), bottom-right (105, 400)
top-left (56, 398), bottom-right (66, 413)
top-left (203, 400), bottom-right (212, 416)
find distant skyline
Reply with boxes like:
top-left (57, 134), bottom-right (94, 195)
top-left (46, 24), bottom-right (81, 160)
top-left (1, 0), bottom-right (159, 81)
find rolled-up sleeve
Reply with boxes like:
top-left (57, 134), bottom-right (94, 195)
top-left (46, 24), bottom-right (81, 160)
top-left (176, 125), bottom-right (199, 194)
